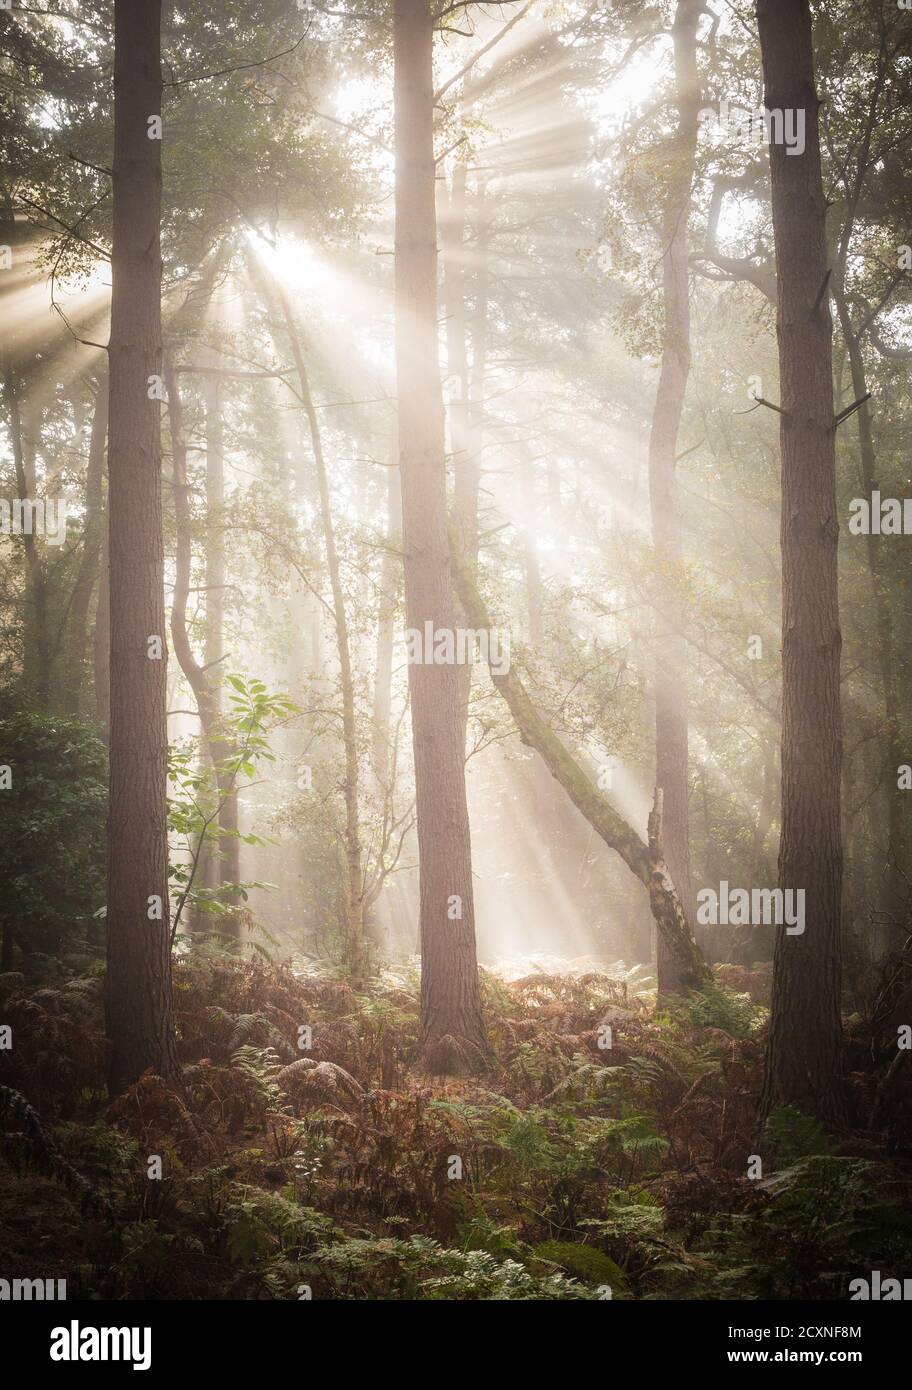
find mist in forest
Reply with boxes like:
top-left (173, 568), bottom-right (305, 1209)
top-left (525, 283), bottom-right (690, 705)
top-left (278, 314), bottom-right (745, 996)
top-left (2, 0), bottom-right (912, 1329)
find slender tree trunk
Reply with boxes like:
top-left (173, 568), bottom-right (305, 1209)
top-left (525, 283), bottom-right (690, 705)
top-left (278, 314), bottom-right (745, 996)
top-left (66, 374), bottom-right (107, 716)
top-left (394, 0), bottom-right (487, 1071)
top-left (191, 359), bottom-right (227, 922)
top-left (258, 276), bottom-right (367, 984)
top-left (203, 368), bottom-right (226, 682)
top-left (105, 0), bottom-right (178, 1094)
top-left (373, 426), bottom-right (403, 791)
top-left (164, 362), bottom-right (242, 944)
top-left (647, 0), bottom-right (701, 991)
top-left (3, 370), bottom-right (50, 708)
top-left (757, 0), bottom-right (845, 1126)
top-left (833, 286), bottom-right (903, 927)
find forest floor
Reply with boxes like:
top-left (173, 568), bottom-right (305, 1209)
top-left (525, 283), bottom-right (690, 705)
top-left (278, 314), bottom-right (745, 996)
top-left (1, 954), bottom-right (911, 1300)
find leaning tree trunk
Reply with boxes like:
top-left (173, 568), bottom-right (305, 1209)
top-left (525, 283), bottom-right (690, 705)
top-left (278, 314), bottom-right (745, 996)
top-left (451, 539), bottom-right (711, 993)
top-left (105, 0), bottom-right (179, 1094)
top-left (757, 0), bottom-right (845, 1126)
top-left (394, 0), bottom-right (487, 1072)
top-left (647, 0), bottom-right (702, 991)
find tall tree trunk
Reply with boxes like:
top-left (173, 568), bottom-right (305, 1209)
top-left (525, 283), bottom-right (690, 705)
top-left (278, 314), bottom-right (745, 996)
top-left (441, 158), bottom-right (480, 747)
top-left (373, 425), bottom-right (403, 791)
top-left (105, 0), bottom-right (178, 1094)
top-left (833, 287), bottom-right (903, 929)
top-left (757, 0), bottom-right (845, 1126)
top-left (244, 252), bottom-right (369, 985)
top-left (276, 288), bottom-right (367, 985)
top-left (66, 374), bottom-right (108, 716)
top-left (93, 502), bottom-right (111, 741)
top-left (647, 0), bottom-right (701, 991)
top-left (191, 358), bottom-right (227, 922)
top-left (394, 0), bottom-right (487, 1071)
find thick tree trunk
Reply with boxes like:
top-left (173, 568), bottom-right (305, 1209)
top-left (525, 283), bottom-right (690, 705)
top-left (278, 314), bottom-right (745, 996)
top-left (394, 0), bottom-right (487, 1071)
top-left (65, 375), bottom-right (107, 716)
top-left (757, 0), bottom-right (845, 1126)
top-left (105, 0), bottom-right (178, 1094)
top-left (647, 0), bottom-right (702, 991)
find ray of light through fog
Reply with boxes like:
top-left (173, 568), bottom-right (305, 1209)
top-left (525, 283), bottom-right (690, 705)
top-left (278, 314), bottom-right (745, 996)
top-left (2, 0), bottom-right (909, 998)
top-left (4, 0), bottom-right (912, 1322)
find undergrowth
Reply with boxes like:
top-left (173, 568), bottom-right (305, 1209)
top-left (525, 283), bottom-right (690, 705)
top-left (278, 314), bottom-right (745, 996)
top-left (1, 957), bottom-right (910, 1300)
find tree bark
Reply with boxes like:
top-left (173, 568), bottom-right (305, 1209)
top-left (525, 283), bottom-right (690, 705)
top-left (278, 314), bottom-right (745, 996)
top-left (105, 0), bottom-right (178, 1094)
top-left (441, 158), bottom-right (481, 746)
top-left (757, 0), bottom-right (845, 1126)
top-left (394, 0), bottom-right (488, 1071)
top-left (647, 0), bottom-right (702, 990)
top-left (93, 499), bottom-right (111, 741)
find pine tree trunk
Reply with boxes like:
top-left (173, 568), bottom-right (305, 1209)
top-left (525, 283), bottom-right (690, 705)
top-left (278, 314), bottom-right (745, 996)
top-left (394, 0), bottom-right (487, 1072)
top-left (647, 0), bottom-right (702, 991)
top-left (105, 0), bottom-right (179, 1094)
top-left (757, 0), bottom-right (845, 1126)
top-left (93, 502), bottom-right (111, 741)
